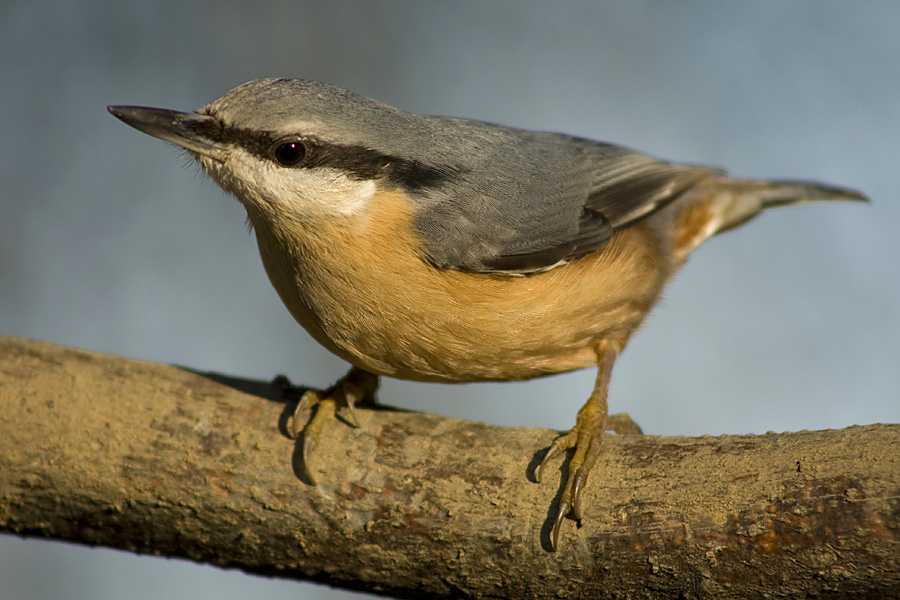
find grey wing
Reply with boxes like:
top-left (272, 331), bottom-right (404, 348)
top-left (415, 130), bottom-right (720, 274)
top-left (578, 140), bottom-right (722, 229)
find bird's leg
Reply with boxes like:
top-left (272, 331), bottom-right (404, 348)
top-left (287, 367), bottom-right (379, 485)
top-left (535, 339), bottom-right (632, 550)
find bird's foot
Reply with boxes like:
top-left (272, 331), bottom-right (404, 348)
top-left (534, 340), bottom-right (639, 550)
top-left (287, 367), bottom-right (379, 485)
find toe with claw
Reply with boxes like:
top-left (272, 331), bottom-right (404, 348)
top-left (535, 339), bottom-right (639, 551)
top-left (287, 367), bottom-right (379, 485)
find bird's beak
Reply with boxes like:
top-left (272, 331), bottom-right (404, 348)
top-left (107, 106), bottom-right (229, 162)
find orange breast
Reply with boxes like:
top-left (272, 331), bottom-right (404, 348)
top-left (251, 189), bottom-right (674, 383)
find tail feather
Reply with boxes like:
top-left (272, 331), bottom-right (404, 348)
top-left (668, 177), bottom-right (868, 262)
top-left (709, 178), bottom-right (868, 235)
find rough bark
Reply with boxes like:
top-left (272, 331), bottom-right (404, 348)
top-left (0, 336), bottom-right (897, 599)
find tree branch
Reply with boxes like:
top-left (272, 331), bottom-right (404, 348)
top-left (1, 337), bottom-right (897, 599)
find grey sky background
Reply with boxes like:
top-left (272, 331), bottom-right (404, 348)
top-left (2, 2), bottom-right (898, 599)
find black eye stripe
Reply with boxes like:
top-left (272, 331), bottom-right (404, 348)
top-left (225, 127), bottom-right (459, 190)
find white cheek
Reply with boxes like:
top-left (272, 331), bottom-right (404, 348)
top-left (275, 169), bottom-right (377, 217)
top-left (201, 155), bottom-right (376, 218)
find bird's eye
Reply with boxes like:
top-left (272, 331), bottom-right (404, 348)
top-left (273, 141), bottom-right (307, 166)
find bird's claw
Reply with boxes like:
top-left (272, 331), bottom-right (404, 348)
top-left (287, 368), bottom-right (379, 484)
top-left (542, 425), bottom-right (603, 551)
top-left (536, 340), bottom-right (629, 551)
top-left (541, 410), bottom-right (643, 549)
top-left (535, 430), bottom-right (575, 483)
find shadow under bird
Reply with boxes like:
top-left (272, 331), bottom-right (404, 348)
top-left (108, 78), bottom-right (867, 550)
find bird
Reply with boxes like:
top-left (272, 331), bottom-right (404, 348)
top-left (108, 78), bottom-right (867, 550)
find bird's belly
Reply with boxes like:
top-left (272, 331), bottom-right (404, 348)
top-left (273, 235), bottom-right (666, 383)
top-left (253, 192), bottom-right (669, 383)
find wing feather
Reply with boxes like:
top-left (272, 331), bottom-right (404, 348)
top-left (414, 125), bottom-right (720, 274)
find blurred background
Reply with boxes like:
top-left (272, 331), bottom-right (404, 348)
top-left (2, 1), bottom-right (898, 598)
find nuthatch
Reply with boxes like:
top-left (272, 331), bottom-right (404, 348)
top-left (109, 78), bottom-right (867, 550)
